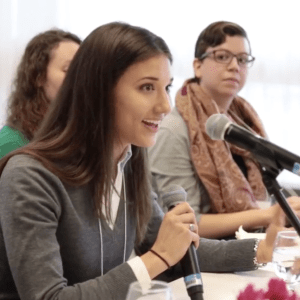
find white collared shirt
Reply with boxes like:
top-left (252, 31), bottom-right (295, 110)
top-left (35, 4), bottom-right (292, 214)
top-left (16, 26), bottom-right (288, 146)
top-left (102, 146), bottom-right (151, 285)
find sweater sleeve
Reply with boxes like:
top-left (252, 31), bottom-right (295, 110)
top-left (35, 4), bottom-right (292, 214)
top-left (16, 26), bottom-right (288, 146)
top-left (0, 155), bottom-right (137, 300)
top-left (137, 199), bottom-right (257, 281)
top-left (197, 238), bottom-right (257, 273)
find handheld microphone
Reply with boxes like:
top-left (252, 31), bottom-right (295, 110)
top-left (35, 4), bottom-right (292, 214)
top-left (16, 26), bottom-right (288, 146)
top-left (206, 114), bottom-right (300, 176)
top-left (162, 185), bottom-right (204, 300)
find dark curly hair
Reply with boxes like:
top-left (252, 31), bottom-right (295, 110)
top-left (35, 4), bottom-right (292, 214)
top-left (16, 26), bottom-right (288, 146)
top-left (6, 29), bottom-right (81, 140)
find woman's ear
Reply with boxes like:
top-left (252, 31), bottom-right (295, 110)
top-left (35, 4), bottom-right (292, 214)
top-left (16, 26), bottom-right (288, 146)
top-left (193, 58), bottom-right (202, 81)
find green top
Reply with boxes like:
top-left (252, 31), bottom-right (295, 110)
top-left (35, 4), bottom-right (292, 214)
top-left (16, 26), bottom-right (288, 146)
top-left (0, 125), bottom-right (29, 158)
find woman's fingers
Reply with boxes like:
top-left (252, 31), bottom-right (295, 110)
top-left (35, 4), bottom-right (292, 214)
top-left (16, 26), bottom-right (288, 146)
top-left (168, 211), bottom-right (197, 225)
top-left (166, 204), bottom-right (199, 242)
top-left (152, 202), bottom-right (199, 266)
top-left (188, 223), bottom-right (196, 232)
top-left (267, 197), bottom-right (300, 227)
top-left (191, 231), bottom-right (200, 249)
top-left (167, 202), bottom-right (197, 224)
top-left (186, 223), bottom-right (200, 248)
top-left (288, 197), bottom-right (300, 218)
top-left (259, 197), bottom-right (300, 263)
top-left (170, 201), bottom-right (196, 215)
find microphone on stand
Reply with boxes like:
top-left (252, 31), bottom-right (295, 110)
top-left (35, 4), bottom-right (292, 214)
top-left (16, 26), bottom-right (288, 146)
top-left (162, 185), bottom-right (204, 300)
top-left (205, 113), bottom-right (300, 236)
top-left (205, 113), bottom-right (300, 175)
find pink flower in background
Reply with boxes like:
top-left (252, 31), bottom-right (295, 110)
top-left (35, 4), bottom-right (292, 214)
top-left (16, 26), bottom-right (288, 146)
top-left (264, 278), bottom-right (289, 299)
top-left (237, 283), bottom-right (264, 300)
top-left (237, 278), bottom-right (300, 300)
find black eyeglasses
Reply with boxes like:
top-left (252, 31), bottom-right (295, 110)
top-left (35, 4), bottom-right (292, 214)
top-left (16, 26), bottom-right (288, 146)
top-left (199, 49), bottom-right (255, 67)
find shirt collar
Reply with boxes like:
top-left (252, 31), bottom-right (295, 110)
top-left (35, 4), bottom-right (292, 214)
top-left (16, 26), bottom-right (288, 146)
top-left (118, 145), bottom-right (132, 173)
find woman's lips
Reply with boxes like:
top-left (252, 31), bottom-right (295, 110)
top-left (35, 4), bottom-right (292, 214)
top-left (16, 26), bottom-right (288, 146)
top-left (142, 119), bottom-right (161, 132)
top-left (225, 77), bottom-right (239, 83)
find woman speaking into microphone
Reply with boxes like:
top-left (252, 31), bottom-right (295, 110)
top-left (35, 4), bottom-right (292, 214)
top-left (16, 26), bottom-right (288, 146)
top-left (0, 22), bottom-right (299, 300)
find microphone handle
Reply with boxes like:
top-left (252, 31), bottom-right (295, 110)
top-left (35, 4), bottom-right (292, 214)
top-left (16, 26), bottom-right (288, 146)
top-left (166, 203), bottom-right (203, 299)
top-left (180, 244), bottom-right (204, 300)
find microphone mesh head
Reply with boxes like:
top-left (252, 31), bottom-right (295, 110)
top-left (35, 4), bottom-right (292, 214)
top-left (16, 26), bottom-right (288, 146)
top-left (161, 184), bottom-right (187, 210)
top-left (205, 114), bottom-right (231, 140)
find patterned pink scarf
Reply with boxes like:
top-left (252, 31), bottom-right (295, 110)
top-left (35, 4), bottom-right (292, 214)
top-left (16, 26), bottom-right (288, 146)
top-left (176, 80), bottom-right (267, 213)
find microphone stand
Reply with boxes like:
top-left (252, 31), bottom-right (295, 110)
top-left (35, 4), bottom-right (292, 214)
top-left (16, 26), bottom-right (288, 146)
top-left (260, 165), bottom-right (300, 236)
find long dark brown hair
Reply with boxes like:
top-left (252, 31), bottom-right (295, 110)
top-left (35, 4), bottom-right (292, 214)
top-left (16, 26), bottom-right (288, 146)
top-left (0, 22), bottom-right (172, 243)
top-left (6, 29), bottom-right (81, 140)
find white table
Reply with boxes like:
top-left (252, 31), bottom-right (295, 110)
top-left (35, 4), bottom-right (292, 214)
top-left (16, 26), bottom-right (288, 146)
top-left (169, 263), bottom-right (300, 300)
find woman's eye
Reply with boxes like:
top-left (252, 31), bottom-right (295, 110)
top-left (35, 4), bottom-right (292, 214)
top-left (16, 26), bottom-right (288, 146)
top-left (141, 84), bottom-right (154, 91)
top-left (238, 56), bottom-right (248, 64)
top-left (166, 84), bottom-right (173, 93)
top-left (217, 54), bottom-right (228, 61)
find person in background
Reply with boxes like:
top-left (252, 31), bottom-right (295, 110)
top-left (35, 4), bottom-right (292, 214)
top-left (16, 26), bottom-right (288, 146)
top-left (149, 21), bottom-right (286, 239)
top-left (0, 29), bottom-right (81, 158)
top-left (0, 22), bottom-right (299, 300)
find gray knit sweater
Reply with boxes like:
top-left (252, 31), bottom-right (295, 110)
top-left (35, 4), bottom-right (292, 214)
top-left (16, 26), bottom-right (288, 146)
top-left (0, 155), bottom-right (257, 300)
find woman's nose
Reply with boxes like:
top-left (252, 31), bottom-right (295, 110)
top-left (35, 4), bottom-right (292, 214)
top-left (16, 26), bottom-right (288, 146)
top-left (155, 91), bottom-right (172, 115)
top-left (228, 56), bottom-right (241, 71)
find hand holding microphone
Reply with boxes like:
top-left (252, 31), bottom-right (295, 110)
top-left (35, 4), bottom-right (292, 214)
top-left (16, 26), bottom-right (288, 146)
top-left (151, 185), bottom-right (203, 300)
top-left (151, 195), bottom-right (199, 267)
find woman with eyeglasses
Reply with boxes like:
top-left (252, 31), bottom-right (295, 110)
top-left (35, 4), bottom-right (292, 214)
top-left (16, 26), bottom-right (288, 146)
top-left (1, 21), bottom-right (300, 300)
top-left (149, 21), bottom-right (280, 239)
